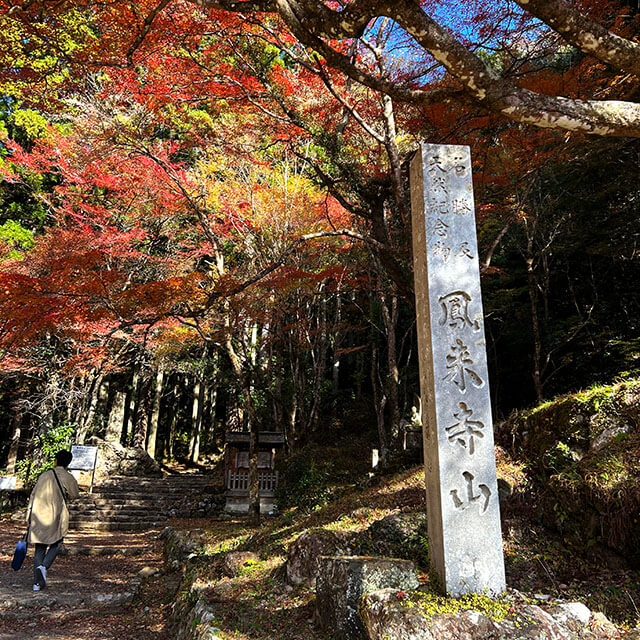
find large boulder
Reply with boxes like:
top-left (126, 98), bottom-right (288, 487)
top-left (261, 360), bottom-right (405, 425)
top-left (315, 556), bottom-right (419, 640)
top-left (88, 437), bottom-right (162, 480)
top-left (359, 590), bottom-right (619, 640)
top-left (499, 381), bottom-right (640, 566)
top-left (285, 529), bottom-right (355, 587)
top-left (357, 512), bottom-right (428, 565)
top-left (221, 551), bottom-right (259, 577)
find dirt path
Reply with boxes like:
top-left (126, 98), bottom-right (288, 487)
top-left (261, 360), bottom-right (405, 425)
top-left (0, 519), bottom-right (173, 640)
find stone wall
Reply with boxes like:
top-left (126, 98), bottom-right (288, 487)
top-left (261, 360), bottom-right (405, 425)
top-left (162, 527), bottom-right (223, 640)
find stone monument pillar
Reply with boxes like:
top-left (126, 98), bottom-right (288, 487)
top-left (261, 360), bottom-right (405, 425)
top-left (409, 143), bottom-right (506, 596)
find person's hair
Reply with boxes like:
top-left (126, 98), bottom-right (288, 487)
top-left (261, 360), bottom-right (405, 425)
top-left (55, 449), bottom-right (73, 468)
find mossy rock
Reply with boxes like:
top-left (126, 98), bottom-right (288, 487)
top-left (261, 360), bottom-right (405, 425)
top-left (355, 512), bottom-right (429, 568)
top-left (501, 382), bottom-right (640, 566)
top-left (500, 380), bottom-right (640, 477)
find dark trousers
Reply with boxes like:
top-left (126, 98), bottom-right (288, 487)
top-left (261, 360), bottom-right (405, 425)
top-left (33, 540), bottom-right (63, 584)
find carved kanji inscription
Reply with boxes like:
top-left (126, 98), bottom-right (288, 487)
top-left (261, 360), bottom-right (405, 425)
top-left (445, 402), bottom-right (485, 455)
top-left (443, 339), bottom-right (485, 392)
top-left (410, 143), bottom-right (505, 595)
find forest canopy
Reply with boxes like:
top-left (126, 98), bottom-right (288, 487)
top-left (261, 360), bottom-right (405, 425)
top-left (0, 0), bottom-right (638, 498)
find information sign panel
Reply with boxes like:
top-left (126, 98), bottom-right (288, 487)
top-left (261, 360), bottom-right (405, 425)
top-left (69, 445), bottom-right (98, 471)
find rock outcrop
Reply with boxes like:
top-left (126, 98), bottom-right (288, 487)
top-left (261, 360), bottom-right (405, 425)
top-left (499, 381), bottom-right (640, 566)
top-left (359, 589), bottom-right (620, 640)
top-left (357, 512), bottom-right (428, 564)
top-left (315, 556), bottom-right (419, 640)
top-left (88, 437), bottom-right (163, 480)
top-left (285, 528), bottom-right (355, 587)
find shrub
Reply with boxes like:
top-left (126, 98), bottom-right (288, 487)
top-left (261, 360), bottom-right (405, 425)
top-left (275, 450), bottom-right (334, 513)
top-left (16, 423), bottom-right (75, 490)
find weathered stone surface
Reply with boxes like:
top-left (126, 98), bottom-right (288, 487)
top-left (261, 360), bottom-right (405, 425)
top-left (137, 566), bottom-right (160, 579)
top-left (286, 529), bottom-right (354, 587)
top-left (357, 513), bottom-right (428, 564)
top-left (359, 590), bottom-right (618, 640)
top-left (410, 143), bottom-right (505, 595)
top-left (316, 556), bottom-right (419, 640)
top-left (551, 602), bottom-right (592, 626)
top-left (221, 551), bottom-right (259, 577)
top-left (88, 437), bottom-right (162, 479)
top-left (162, 527), bottom-right (198, 571)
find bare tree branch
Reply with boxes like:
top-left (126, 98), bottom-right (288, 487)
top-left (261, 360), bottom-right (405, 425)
top-left (186, 0), bottom-right (640, 137)
top-left (511, 0), bottom-right (640, 77)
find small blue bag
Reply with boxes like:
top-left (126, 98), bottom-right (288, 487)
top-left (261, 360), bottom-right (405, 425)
top-left (11, 539), bottom-right (27, 571)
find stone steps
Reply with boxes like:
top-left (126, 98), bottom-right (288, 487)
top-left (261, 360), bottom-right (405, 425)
top-left (69, 520), bottom-right (166, 532)
top-left (68, 474), bottom-right (220, 532)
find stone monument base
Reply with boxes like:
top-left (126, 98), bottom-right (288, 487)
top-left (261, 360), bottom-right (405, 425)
top-left (359, 588), bottom-right (622, 640)
top-left (316, 556), bottom-right (419, 640)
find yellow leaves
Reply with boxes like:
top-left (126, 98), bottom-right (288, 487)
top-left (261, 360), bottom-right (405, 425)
top-left (0, 7), bottom-right (94, 103)
top-left (12, 109), bottom-right (50, 141)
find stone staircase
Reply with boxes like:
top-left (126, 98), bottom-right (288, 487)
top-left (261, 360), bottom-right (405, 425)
top-left (68, 475), bottom-right (223, 532)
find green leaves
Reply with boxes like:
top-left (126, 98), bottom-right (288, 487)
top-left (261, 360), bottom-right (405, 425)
top-left (0, 220), bottom-right (35, 260)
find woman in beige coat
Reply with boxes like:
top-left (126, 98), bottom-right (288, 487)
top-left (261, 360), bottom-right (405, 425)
top-left (27, 449), bottom-right (80, 591)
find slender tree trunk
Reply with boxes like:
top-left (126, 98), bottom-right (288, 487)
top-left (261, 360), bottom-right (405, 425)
top-left (125, 369), bottom-right (140, 447)
top-left (105, 391), bottom-right (127, 443)
top-left (6, 411), bottom-right (22, 474)
top-left (272, 326), bottom-right (284, 432)
top-left (524, 214), bottom-right (544, 403)
top-left (307, 287), bottom-right (328, 433)
top-left (147, 365), bottom-right (164, 459)
top-left (167, 377), bottom-right (180, 459)
top-left (208, 384), bottom-right (218, 453)
top-left (371, 343), bottom-right (388, 468)
top-left (381, 94), bottom-right (411, 229)
top-left (189, 378), bottom-right (206, 464)
top-left (224, 331), bottom-right (260, 523)
top-left (527, 255), bottom-right (545, 404)
top-left (66, 377), bottom-right (76, 424)
top-left (381, 293), bottom-right (401, 452)
top-left (77, 372), bottom-right (105, 444)
top-left (330, 289), bottom-right (343, 422)
top-left (132, 375), bottom-right (152, 449)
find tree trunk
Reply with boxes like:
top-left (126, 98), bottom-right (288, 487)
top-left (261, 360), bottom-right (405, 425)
top-left (76, 372), bottom-right (105, 444)
top-left (105, 391), bottom-right (127, 443)
top-left (381, 293), bottom-right (401, 452)
top-left (167, 377), bottom-right (181, 459)
top-left (224, 331), bottom-right (260, 524)
top-left (66, 377), bottom-right (77, 424)
top-left (125, 369), bottom-right (140, 447)
top-left (527, 255), bottom-right (545, 404)
top-left (132, 375), bottom-right (152, 449)
top-left (147, 365), bottom-right (164, 459)
top-left (371, 342), bottom-right (389, 468)
top-left (207, 384), bottom-right (219, 453)
top-left (189, 378), bottom-right (206, 464)
top-left (6, 411), bottom-right (22, 474)
top-left (330, 289), bottom-right (343, 422)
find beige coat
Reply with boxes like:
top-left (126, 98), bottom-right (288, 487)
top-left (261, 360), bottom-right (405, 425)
top-left (27, 467), bottom-right (80, 545)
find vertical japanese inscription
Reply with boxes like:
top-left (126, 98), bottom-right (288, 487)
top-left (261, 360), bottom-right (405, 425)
top-left (410, 143), bottom-right (505, 596)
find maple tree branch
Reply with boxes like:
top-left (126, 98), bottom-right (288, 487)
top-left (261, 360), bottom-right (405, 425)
top-left (315, 61), bottom-right (384, 143)
top-left (213, 228), bottom-right (384, 300)
top-left (188, 0), bottom-right (640, 136)
top-left (189, 0), bottom-right (272, 10)
top-left (481, 217), bottom-right (515, 274)
top-left (301, 156), bottom-right (371, 219)
top-left (511, 0), bottom-right (640, 77)
top-left (391, 1), bottom-right (640, 137)
top-left (126, 0), bottom-right (173, 66)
